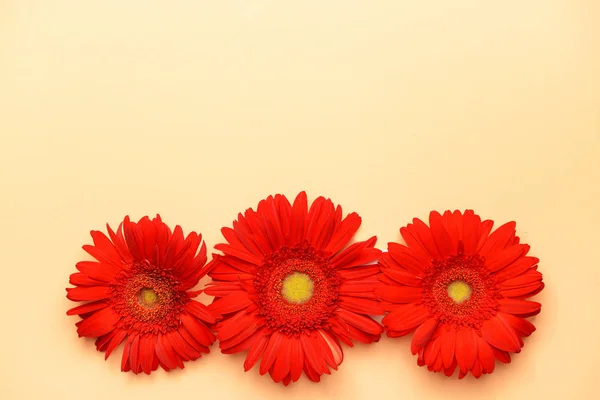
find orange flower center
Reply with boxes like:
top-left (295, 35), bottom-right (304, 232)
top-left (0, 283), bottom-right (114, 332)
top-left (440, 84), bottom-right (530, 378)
top-left (422, 252), bottom-right (499, 329)
top-left (254, 243), bottom-right (342, 335)
top-left (111, 262), bottom-right (188, 334)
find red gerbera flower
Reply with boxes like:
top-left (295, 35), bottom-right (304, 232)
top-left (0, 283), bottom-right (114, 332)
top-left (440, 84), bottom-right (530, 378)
top-left (206, 192), bottom-right (384, 385)
top-left (376, 210), bottom-right (544, 379)
top-left (66, 215), bottom-right (217, 374)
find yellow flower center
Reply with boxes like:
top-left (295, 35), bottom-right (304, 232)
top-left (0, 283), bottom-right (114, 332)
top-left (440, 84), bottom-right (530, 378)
top-left (281, 272), bottom-right (314, 304)
top-left (447, 280), bottom-right (471, 304)
top-left (137, 288), bottom-right (159, 307)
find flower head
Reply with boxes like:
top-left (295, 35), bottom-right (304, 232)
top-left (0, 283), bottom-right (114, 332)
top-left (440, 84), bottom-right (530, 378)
top-left (206, 192), bottom-right (383, 385)
top-left (377, 210), bottom-right (544, 378)
top-left (66, 215), bottom-right (217, 374)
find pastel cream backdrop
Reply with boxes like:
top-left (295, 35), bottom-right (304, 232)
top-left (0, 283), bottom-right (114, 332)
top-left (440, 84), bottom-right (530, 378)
top-left (1, 1), bottom-right (599, 399)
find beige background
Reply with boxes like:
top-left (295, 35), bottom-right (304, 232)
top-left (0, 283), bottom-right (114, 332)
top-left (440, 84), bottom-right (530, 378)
top-left (1, 1), bottom-right (599, 399)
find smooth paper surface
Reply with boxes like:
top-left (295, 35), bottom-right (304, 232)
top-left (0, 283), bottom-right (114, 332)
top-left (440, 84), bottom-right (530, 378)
top-left (1, 1), bottom-right (599, 400)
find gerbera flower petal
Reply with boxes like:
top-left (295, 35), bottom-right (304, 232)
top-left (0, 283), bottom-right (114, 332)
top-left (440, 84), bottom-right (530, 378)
top-left (270, 334), bottom-right (292, 383)
top-left (180, 313), bottom-right (215, 347)
top-left (104, 329), bottom-right (128, 360)
top-left (329, 236), bottom-right (379, 269)
top-left (76, 306), bottom-right (120, 338)
top-left (67, 300), bottom-right (109, 316)
top-left (289, 337), bottom-right (304, 382)
top-left (440, 325), bottom-right (456, 368)
top-left (338, 265), bottom-right (380, 280)
top-left (319, 329), bottom-right (344, 365)
top-left (69, 272), bottom-right (105, 287)
top-left (185, 300), bottom-right (217, 324)
top-left (210, 292), bottom-right (253, 315)
top-left (76, 261), bottom-right (117, 282)
top-left (221, 319), bottom-right (266, 351)
top-left (410, 219), bottom-right (442, 259)
top-left (478, 221), bottom-right (516, 257)
top-left (128, 334), bottom-right (141, 373)
top-left (139, 335), bottom-right (156, 375)
top-left (214, 243), bottom-right (263, 265)
top-left (381, 267), bottom-right (422, 286)
top-left (500, 312), bottom-right (536, 337)
top-left (461, 211), bottom-right (481, 255)
top-left (400, 227), bottom-right (434, 264)
top-left (476, 335), bottom-right (495, 373)
top-left (335, 308), bottom-right (383, 335)
top-left (429, 211), bottom-right (455, 257)
top-left (259, 331), bottom-right (283, 375)
top-left (66, 215), bottom-right (216, 374)
top-left (325, 212), bottom-right (362, 254)
top-left (378, 210), bottom-right (543, 378)
top-left (66, 286), bottom-right (112, 301)
top-left (382, 303), bottom-right (429, 332)
top-left (471, 360), bottom-right (483, 378)
top-left (498, 298), bottom-right (542, 317)
top-left (423, 336), bottom-right (441, 366)
top-left (375, 286), bottom-right (422, 303)
top-left (339, 296), bottom-right (384, 315)
top-left (207, 192), bottom-right (383, 384)
top-left (244, 334), bottom-right (269, 372)
top-left (387, 242), bottom-right (427, 274)
top-left (301, 333), bottom-right (330, 375)
top-left (493, 348), bottom-right (512, 363)
top-left (412, 318), bottom-right (438, 350)
top-left (455, 328), bottom-right (477, 373)
top-left (481, 315), bottom-right (521, 352)
top-left (155, 333), bottom-right (178, 370)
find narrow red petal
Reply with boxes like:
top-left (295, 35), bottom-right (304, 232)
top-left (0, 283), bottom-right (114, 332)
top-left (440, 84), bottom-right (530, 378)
top-left (300, 333), bottom-right (328, 375)
top-left (105, 329), bottom-right (127, 360)
top-left (139, 335), bottom-right (156, 375)
top-left (499, 312), bottom-right (536, 337)
top-left (66, 300), bottom-right (108, 316)
top-left (289, 337), bottom-right (304, 382)
top-left (381, 267), bottom-right (422, 286)
top-left (497, 298), bottom-right (541, 318)
top-left (485, 245), bottom-right (530, 272)
top-left (429, 211), bottom-right (454, 257)
top-left (210, 292), bottom-right (253, 315)
top-left (455, 328), bottom-right (477, 373)
top-left (66, 286), bottom-right (112, 301)
top-left (479, 221), bottom-right (516, 257)
top-left (76, 307), bottom-right (120, 338)
top-left (244, 334), bottom-right (269, 371)
top-left (382, 303), bottom-right (428, 332)
top-left (477, 335), bottom-right (495, 374)
top-left (325, 212), bottom-right (362, 254)
top-left (480, 316), bottom-right (521, 352)
top-left (180, 313), bottom-right (215, 347)
top-left (259, 331), bottom-right (283, 376)
top-left (493, 348), bottom-right (512, 363)
top-left (409, 218), bottom-right (442, 259)
top-left (319, 330), bottom-right (343, 367)
top-left (387, 243), bottom-right (427, 274)
top-left (76, 261), bottom-right (117, 282)
top-left (129, 334), bottom-right (141, 374)
top-left (185, 301), bottom-right (217, 324)
top-left (155, 333), bottom-right (178, 370)
top-left (270, 334), bottom-right (292, 383)
top-left (440, 325), bottom-right (456, 368)
top-left (412, 318), bottom-right (438, 350)
top-left (335, 309), bottom-right (382, 335)
top-left (375, 286), bottom-right (422, 303)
